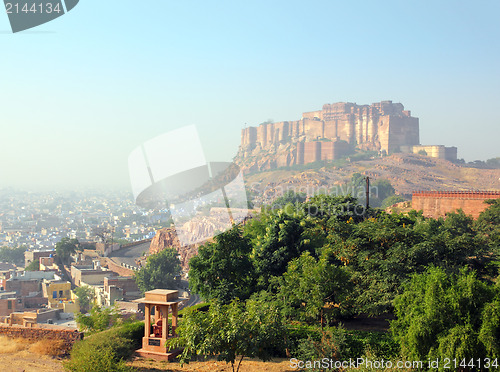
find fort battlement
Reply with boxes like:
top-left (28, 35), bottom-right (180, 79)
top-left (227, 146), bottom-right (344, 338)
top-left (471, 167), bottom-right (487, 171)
top-left (237, 101), bottom-right (457, 172)
top-left (241, 100), bottom-right (419, 154)
top-left (412, 191), bottom-right (500, 219)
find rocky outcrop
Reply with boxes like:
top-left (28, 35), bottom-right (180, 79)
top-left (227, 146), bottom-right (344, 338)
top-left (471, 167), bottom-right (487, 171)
top-left (149, 228), bottom-right (198, 271)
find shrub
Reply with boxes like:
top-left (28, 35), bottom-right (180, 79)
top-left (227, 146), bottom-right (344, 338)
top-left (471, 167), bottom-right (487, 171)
top-left (75, 304), bottom-right (120, 333)
top-left (347, 330), bottom-right (399, 360)
top-left (0, 336), bottom-right (26, 354)
top-left (287, 325), bottom-right (399, 362)
top-left (64, 339), bottom-right (133, 372)
top-left (30, 338), bottom-right (66, 357)
top-left (64, 321), bottom-right (143, 372)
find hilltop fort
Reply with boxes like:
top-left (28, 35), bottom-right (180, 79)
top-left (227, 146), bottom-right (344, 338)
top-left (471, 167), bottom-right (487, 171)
top-left (237, 101), bottom-right (457, 172)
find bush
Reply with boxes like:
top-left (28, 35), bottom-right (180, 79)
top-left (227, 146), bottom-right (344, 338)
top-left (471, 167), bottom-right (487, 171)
top-left (286, 324), bottom-right (322, 356)
top-left (30, 338), bottom-right (66, 357)
top-left (64, 321), bottom-right (143, 372)
top-left (294, 326), bottom-right (348, 365)
top-left (347, 330), bottom-right (399, 360)
top-left (65, 340), bottom-right (132, 372)
top-left (286, 324), bottom-right (399, 363)
top-left (75, 304), bottom-right (120, 333)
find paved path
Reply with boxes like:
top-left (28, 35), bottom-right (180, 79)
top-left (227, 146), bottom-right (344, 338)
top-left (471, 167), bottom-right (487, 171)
top-left (108, 241), bottom-right (151, 267)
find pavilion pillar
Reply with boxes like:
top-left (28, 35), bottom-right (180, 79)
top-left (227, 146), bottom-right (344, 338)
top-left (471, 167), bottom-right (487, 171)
top-left (144, 304), bottom-right (151, 338)
top-left (154, 305), bottom-right (160, 323)
top-left (171, 303), bottom-right (178, 335)
top-left (162, 305), bottom-right (168, 340)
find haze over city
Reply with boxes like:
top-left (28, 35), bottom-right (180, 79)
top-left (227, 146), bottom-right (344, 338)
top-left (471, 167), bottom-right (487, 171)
top-left (1, 0), bottom-right (499, 190)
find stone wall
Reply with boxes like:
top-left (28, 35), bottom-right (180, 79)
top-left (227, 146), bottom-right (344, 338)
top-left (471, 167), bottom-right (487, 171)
top-left (412, 191), bottom-right (500, 219)
top-left (0, 324), bottom-right (83, 354)
top-left (104, 258), bottom-right (135, 277)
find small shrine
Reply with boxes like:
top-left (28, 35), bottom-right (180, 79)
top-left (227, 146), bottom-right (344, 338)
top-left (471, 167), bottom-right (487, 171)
top-left (133, 289), bottom-right (185, 360)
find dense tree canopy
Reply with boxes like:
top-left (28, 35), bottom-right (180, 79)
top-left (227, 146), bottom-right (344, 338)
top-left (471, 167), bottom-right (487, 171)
top-left (189, 227), bottom-right (255, 303)
top-left (134, 247), bottom-right (181, 293)
top-left (0, 246), bottom-right (26, 265)
top-left (185, 192), bottom-right (499, 351)
top-left (475, 198), bottom-right (500, 252)
top-left (391, 267), bottom-right (500, 362)
top-left (182, 191), bottom-right (500, 364)
top-left (25, 259), bottom-right (40, 271)
top-left (170, 298), bottom-right (286, 372)
top-left (55, 238), bottom-right (80, 264)
top-left (275, 250), bottom-right (350, 325)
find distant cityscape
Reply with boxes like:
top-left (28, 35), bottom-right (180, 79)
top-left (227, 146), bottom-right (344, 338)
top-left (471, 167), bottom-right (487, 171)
top-left (0, 189), bottom-right (171, 250)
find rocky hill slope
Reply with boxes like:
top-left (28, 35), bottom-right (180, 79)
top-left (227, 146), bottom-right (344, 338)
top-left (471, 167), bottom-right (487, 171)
top-left (242, 153), bottom-right (500, 205)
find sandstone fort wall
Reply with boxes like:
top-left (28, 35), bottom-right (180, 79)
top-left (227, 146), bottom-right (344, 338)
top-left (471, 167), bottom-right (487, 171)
top-left (412, 191), bottom-right (500, 219)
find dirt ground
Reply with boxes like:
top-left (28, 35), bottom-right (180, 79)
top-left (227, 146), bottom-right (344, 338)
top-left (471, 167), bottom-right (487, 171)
top-left (128, 357), bottom-right (295, 372)
top-left (0, 335), bottom-right (294, 372)
top-left (0, 336), bottom-right (65, 372)
top-left (0, 348), bottom-right (295, 372)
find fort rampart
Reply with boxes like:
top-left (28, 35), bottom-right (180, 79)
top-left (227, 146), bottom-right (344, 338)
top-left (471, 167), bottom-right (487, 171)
top-left (412, 191), bottom-right (500, 219)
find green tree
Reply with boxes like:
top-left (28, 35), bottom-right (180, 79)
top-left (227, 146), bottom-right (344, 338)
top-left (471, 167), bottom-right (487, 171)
top-left (329, 210), bottom-right (485, 315)
top-left (0, 246), bottom-right (26, 265)
top-left (391, 267), bottom-right (498, 364)
top-left (303, 194), bottom-right (368, 223)
top-left (478, 290), bottom-right (500, 358)
top-left (75, 304), bottom-right (120, 333)
top-left (25, 259), bottom-right (40, 271)
top-left (75, 285), bottom-right (95, 313)
top-left (134, 247), bottom-right (181, 293)
top-left (169, 299), bottom-right (286, 372)
top-left (270, 190), bottom-right (307, 210)
top-left (252, 209), bottom-right (318, 290)
top-left (475, 198), bottom-right (500, 252)
top-left (485, 157), bottom-right (500, 168)
top-left (189, 227), bottom-right (255, 303)
top-left (371, 179), bottom-right (395, 207)
top-left (276, 251), bottom-right (350, 326)
top-left (55, 238), bottom-right (80, 265)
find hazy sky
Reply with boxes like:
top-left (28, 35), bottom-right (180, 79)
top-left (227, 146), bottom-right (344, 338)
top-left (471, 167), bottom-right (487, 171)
top-left (0, 0), bottom-right (499, 190)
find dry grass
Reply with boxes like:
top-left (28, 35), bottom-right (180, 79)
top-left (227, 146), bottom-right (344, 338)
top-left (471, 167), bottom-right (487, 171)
top-left (0, 335), bottom-right (66, 357)
top-left (29, 338), bottom-right (67, 357)
top-left (0, 335), bottom-right (65, 372)
top-left (0, 335), bottom-right (27, 354)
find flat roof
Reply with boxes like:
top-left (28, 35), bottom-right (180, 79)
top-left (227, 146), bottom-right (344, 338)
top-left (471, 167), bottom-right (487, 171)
top-left (132, 297), bottom-right (187, 305)
top-left (146, 289), bottom-right (177, 295)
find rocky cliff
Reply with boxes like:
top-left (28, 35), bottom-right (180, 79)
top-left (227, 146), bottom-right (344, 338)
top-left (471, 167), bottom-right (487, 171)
top-left (149, 228), bottom-right (198, 271)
